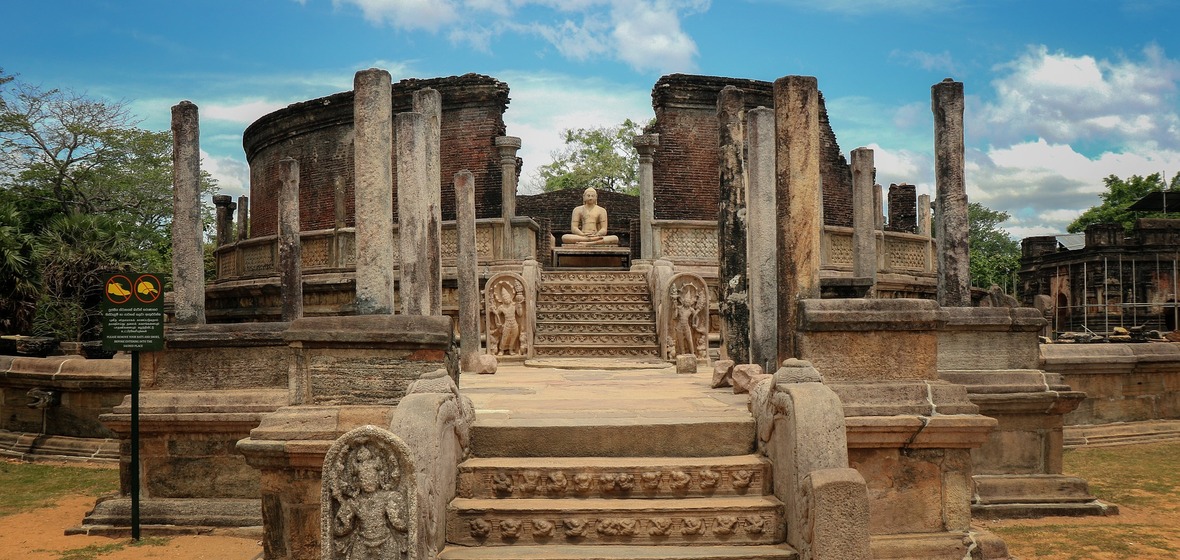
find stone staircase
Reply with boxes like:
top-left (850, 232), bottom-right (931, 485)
top-left (533, 270), bottom-right (660, 358)
top-left (439, 418), bottom-right (797, 559)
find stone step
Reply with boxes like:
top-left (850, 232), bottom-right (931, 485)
top-left (537, 311), bottom-right (656, 323)
top-left (536, 302), bottom-right (654, 314)
top-left (542, 272), bottom-right (647, 284)
top-left (447, 496), bottom-right (785, 546)
top-left (536, 321), bottom-right (656, 335)
top-left (439, 544), bottom-right (799, 559)
top-left (458, 455), bottom-right (770, 499)
top-left (535, 333), bottom-right (659, 346)
top-left (470, 418), bottom-right (755, 458)
top-left (540, 283), bottom-right (650, 295)
top-left (533, 344), bottom-right (661, 358)
top-left (537, 293), bottom-right (652, 305)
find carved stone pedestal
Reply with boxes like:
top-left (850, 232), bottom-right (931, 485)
top-left (797, 299), bottom-right (1009, 559)
top-left (938, 307), bottom-right (1113, 519)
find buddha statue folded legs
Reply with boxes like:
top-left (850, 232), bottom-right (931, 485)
top-left (561, 187), bottom-right (619, 246)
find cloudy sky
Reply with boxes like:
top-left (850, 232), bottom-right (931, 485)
top-left (3, 0), bottom-right (1179, 239)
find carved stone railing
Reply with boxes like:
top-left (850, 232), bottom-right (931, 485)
top-left (650, 221), bottom-right (935, 277)
top-left (213, 218), bottom-right (537, 282)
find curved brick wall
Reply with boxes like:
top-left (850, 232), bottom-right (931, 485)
top-left (242, 74), bottom-right (510, 237)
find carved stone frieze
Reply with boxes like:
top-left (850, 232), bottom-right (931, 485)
top-left (471, 465), bottom-right (765, 498)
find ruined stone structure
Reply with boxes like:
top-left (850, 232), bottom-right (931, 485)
top-left (1020, 219), bottom-right (1180, 333)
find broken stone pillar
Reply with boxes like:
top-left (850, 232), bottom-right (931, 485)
top-left (796, 299), bottom-right (1009, 559)
top-left (171, 100), bottom-right (205, 326)
top-left (747, 107), bottom-right (777, 373)
top-left (774, 76), bottom-right (821, 362)
top-left (414, 88), bottom-right (443, 316)
top-left (933, 78), bottom-right (971, 307)
top-left (918, 193), bottom-right (932, 236)
top-left (213, 194), bottom-right (236, 247)
top-left (633, 133), bottom-right (659, 261)
top-left (717, 86), bottom-right (750, 364)
top-left (278, 157), bottom-right (303, 322)
top-left (495, 136), bottom-right (521, 260)
top-left (888, 183), bottom-right (918, 233)
top-left (851, 148), bottom-right (877, 286)
top-left (397, 111), bottom-right (441, 316)
top-left (873, 184), bottom-right (884, 230)
top-left (353, 69), bottom-right (396, 315)
top-left (455, 170), bottom-right (480, 372)
top-left (237, 195), bottom-right (249, 241)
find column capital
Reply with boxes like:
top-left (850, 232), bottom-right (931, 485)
top-left (495, 136), bottom-right (522, 160)
top-left (632, 133), bottom-right (660, 156)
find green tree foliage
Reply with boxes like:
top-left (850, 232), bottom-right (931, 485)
top-left (531, 118), bottom-right (648, 195)
top-left (1067, 172), bottom-right (1180, 234)
top-left (968, 202), bottom-right (1021, 292)
top-left (0, 71), bottom-right (216, 338)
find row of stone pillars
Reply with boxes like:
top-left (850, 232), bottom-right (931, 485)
top-left (708, 76), bottom-right (970, 371)
top-left (170, 68), bottom-right (495, 369)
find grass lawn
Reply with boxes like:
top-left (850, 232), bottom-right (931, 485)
top-left (0, 460), bottom-right (118, 517)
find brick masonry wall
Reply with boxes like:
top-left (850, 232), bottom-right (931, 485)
top-left (887, 183), bottom-right (917, 233)
top-left (243, 74), bottom-right (509, 237)
top-left (650, 74), bottom-right (853, 226)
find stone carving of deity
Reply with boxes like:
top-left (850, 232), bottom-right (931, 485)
top-left (324, 426), bottom-right (417, 560)
top-left (485, 273), bottom-right (530, 357)
top-left (666, 273), bottom-right (708, 360)
top-left (561, 188), bottom-right (619, 246)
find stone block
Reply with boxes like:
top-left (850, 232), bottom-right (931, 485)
top-left (473, 354), bottom-right (498, 374)
top-left (676, 354), bottom-right (697, 374)
top-left (803, 468), bottom-right (871, 560)
top-left (711, 359), bottom-right (734, 388)
top-left (730, 364), bottom-right (764, 393)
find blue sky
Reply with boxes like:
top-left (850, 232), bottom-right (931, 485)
top-left (4, 0), bottom-right (1180, 238)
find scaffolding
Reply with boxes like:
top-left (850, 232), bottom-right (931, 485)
top-left (1045, 251), bottom-right (1180, 336)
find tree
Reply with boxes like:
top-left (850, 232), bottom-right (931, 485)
top-left (530, 118), bottom-right (649, 195)
top-left (968, 202), bottom-right (1021, 292)
top-left (1067, 172), bottom-right (1180, 233)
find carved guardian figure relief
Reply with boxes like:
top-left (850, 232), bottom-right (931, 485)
top-left (323, 425), bottom-right (418, 560)
top-left (484, 272), bottom-right (532, 357)
top-left (664, 273), bottom-right (709, 360)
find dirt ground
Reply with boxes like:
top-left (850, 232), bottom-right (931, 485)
top-left (0, 494), bottom-right (261, 560)
top-left (981, 503), bottom-right (1180, 560)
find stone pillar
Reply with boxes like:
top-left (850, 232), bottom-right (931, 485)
top-left (933, 78), bottom-right (971, 307)
top-left (851, 148), bottom-right (877, 285)
top-left (414, 89), bottom-right (443, 315)
top-left (353, 69), bottom-right (395, 315)
top-left (213, 195), bottom-right (236, 247)
top-left (237, 195), bottom-right (249, 241)
top-left (746, 107), bottom-right (777, 373)
top-left (717, 86), bottom-right (750, 364)
top-left (398, 111), bottom-right (441, 316)
top-left (633, 134), bottom-right (659, 261)
top-left (170, 100), bottom-right (205, 326)
top-left (918, 193), bottom-right (932, 236)
top-left (455, 170), bottom-right (480, 372)
top-left (495, 136), bottom-right (521, 260)
top-left (278, 157), bottom-right (303, 322)
top-left (774, 76), bottom-right (821, 362)
top-left (873, 184), bottom-right (884, 230)
top-left (887, 183), bottom-right (918, 233)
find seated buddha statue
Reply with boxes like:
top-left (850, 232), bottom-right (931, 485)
top-left (560, 188), bottom-right (619, 246)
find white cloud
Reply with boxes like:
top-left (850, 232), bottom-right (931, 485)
top-left (202, 100), bottom-right (289, 124)
top-left (200, 149), bottom-right (250, 200)
top-left (889, 50), bottom-right (959, 75)
top-left (976, 44), bottom-right (1180, 149)
top-left (771, 0), bottom-right (962, 14)
top-left (327, 0), bottom-right (705, 73)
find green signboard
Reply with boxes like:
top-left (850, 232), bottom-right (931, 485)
top-left (101, 273), bottom-right (165, 351)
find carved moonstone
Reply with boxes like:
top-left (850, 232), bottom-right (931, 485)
top-left (322, 425), bottom-right (418, 560)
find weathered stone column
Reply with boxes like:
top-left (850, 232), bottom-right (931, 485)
top-left (851, 148), bottom-right (877, 285)
top-left (413, 88), bottom-right (443, 314)
top-left (633, 133), bottom-right (659, 261)
top-left (873, 183), bottom-right (884, 230)
top-left (213, 195), bottom-right (236, 248)
top-left (495, 136), bottom-right (521, 260)
top-left (746, 107), bottom-right (777, 373)
top-left (353, 69), bottom-right (395, 315)
top-left (918, 193), bottom-right (932, 236)
top-left (236, 195), bottom-right (249, 241)
top-left (171, 100), bottom-right (205, 326)
top-left (277, 157), bottom-right (303, 321)
top-left (455, 170), bottom-right (480, 372)
top-left (717, 86), bottom-right (750, 364)
top-left (933, 78), bottom-right (971, 307)
top-left (774, 76), bottom-right (821, 361)
top-left (398, 111), bottom-right (441, 316)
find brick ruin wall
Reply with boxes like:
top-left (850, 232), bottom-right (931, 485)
top-left (650, 74), bottom-right (854, 227)
top-left (887, 183), bottom-right (917, 233)
top-left (242, 74), bottom-right (509, 237)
